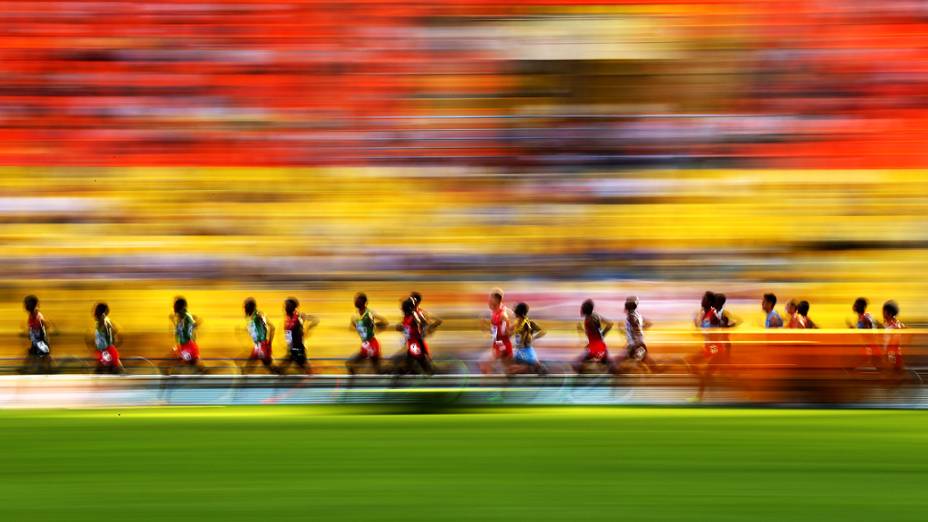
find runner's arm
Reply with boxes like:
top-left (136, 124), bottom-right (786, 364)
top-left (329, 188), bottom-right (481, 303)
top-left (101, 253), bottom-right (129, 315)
top-left (600, 316), bottom-right (613, 337)
top-left (373, 312), bottom-right (390, 330)
top-left (531, 321), bottom-right (546, 341)
top-left (303, 314), bottom-right (320, 333)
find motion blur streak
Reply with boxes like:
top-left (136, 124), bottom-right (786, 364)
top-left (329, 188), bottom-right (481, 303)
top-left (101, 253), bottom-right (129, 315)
top-left (1, 2), bottom-right (926, 379)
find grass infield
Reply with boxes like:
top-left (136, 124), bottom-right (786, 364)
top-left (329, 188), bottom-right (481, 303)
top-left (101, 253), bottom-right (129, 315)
top-left (1, 406), bottom-right (926, 521)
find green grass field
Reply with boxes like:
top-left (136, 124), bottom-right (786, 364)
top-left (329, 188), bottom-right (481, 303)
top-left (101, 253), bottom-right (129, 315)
top-left (1, 406), bottom-right (926, 521)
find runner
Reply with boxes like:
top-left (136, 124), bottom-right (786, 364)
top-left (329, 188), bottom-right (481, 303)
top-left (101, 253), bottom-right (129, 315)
top-left (347, 292), bottom-right (389, 375)
top-left (572, 299), bottom-right (617, 374)
top-left (21, 295), bottom-right (53, 374)
top-left (277, 297), bottom-right (318, 375)
top-left (91, 302), bottom-right (123, 374)
top-left (241, 298), bottom-right (277, 375)
top-left (511, 302), bottom-right (548, 375)
top-left (479, 288), bottom-right (514, 374)
top-left (762, 293), bottom-right (783, 328)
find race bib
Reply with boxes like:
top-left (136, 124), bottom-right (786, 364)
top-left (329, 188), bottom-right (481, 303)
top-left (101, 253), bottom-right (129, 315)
top-left (35, 341), bottom-right (49, 354)
top-left (100, 350), bottom-right (112, 363)
top-left (284, 330), bottom-right (293, 345)
top-left (409, 343), bottom-right (421, 356)
top-left (254, 343), bottom-right (264, 357)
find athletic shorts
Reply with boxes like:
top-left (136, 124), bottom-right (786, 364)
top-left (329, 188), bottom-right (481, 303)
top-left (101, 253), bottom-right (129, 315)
top-left (360, 338), bottom-right (381, 358)
top-left (287, 348), bottom-right (307, 365)
top-left (625, 343), bottom-right (648, 361)
top-left (702, 343), bottom-right (722, 358)
top-left (250, 340), bottom-right (272, 362)
top-left (586, 340), bottom-right (608, 361)
top-left (406, 339), bottom-right (429, 359)
top-left (493, 338), bottom-right (513, 360)
top-left (514, 347), bottom-right (539, 366)
top-left (96, 346), bottom-right (121, 367)
top-left (177, 341), bottom-right (200, 363)
top-left (29, 342), bottom-right (50, 358)
top-left (886, 347), bottom-right (904, 370)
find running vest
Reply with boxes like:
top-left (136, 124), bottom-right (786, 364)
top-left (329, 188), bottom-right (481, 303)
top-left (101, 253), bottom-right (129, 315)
top-left (285, 314), bottom-right (305, 350)
top-left (513, 318), bottom-right (536, 349)
top-left (175, 312), bottom-right (196, 344)
top-left (95, 318), bottom-right (115, 350)
top-left (765, 310), bottom-right (782, 328)
top-left (584, 314), bottom-right (606, 343)
top-left (247, 312), bottom-right (268, 343)
top-left (625, 311), bottom-right (645, 346)
top-left (354, 309), bottom-right (376, 342)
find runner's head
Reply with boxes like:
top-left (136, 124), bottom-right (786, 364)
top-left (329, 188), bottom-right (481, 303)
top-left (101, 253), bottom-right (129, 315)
top-left (797, 300), bottom-right (811, 317)
top-left (701, 291), bottom-right (715, 312)
top-left (401, 297), bottom-right (416, 316)
top-left (284, 297), bottom-right (299, 316)
top-left (786, 299), bottom-right (799, 315)
top-left (514, 302), bottom-right (528, 318)
top-left (173, 296), bottom-right (187, 315)
top-left (625, 296), bottom-right (639, 313)
top-left (93, 302), bottom-right (109, 320)
top-left (580, 299), bottom-right (594, 317)
top-left (243, 297), bottom-right (257, 317)
top-left (853, 297), bottom-right (868, 315)
top-left (713, 293), bottom-right (727, 311)
top-left (883, 300), bottom-right (899, 322)
top-left (355, 292), bottom-right (368, 311)
top-left (762, 293), bottom-right (777, 313)
top-left (488, 288), bottom-right (504, 311)
top-left (410, 291), bottom-right (423, 308)
top-left (23, 294), bottom-right (39, 314)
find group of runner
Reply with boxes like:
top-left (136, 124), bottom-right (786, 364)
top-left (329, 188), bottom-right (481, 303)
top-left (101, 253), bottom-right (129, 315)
top-left (16, 289), bottom-right (908, 377)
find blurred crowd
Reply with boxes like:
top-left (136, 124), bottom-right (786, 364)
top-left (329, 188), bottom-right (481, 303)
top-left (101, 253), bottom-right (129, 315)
top-left (3, 1), bottom-right (928, 166)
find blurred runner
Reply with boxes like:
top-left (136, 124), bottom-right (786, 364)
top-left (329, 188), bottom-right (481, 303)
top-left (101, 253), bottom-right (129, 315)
top-left (90, 302), bottom-right (123, 374)
top-left (395, 297), bottom-right (433, 375)
top-left (848, 297), bottom-right (880, 368)
top-left (389, 291), bottom-right (441, 370)
top-left (278, 297), bottom-right (318, 375)
top-left (241, 298), bottom-right (277, 375)
top-left (572, 299), bottom-right (617, 374)
top-left (796, 300), bottom-right (818, 329)
top-left (687, 291), bottom-right (722, 401)
top-left (347, 292), bottom-right (389, 375)
top-left (480, 288), bottom-right (514, 374)
top-left (762, 293), bottom-right (783, 328)
top-left (616, 296), bottom-right (662, 373)
top-left (882, 300), bottom-right (906, 375)
top-left (785, 299), bottom-right (802, 328)
top-left (169, 297), bottom-right (207, 375)
top-left (20, 295), bottom-right (54, 374)
top-left (510, 302), bottom-right (548, 375)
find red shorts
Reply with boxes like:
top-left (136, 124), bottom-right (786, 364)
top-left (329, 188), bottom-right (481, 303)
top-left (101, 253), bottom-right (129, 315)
top-left (177, 341), bottom-right (200, 363)
top-left (702, 343), bottom-right (722, 358)
top-left (493, 337), bottom-right (513, 359)
top-left (406, 339), bottom-right (428, 359)
top-left (587, 340), bottom-right (608, 361)
top-left (886, 347), bottom-right (904, 370)
top-left (250, 340), bottom-right (272, 362)
top-left (360, 338), bottom-right (381, 358)
top-left (97, 346), bottom-right (120, 367)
